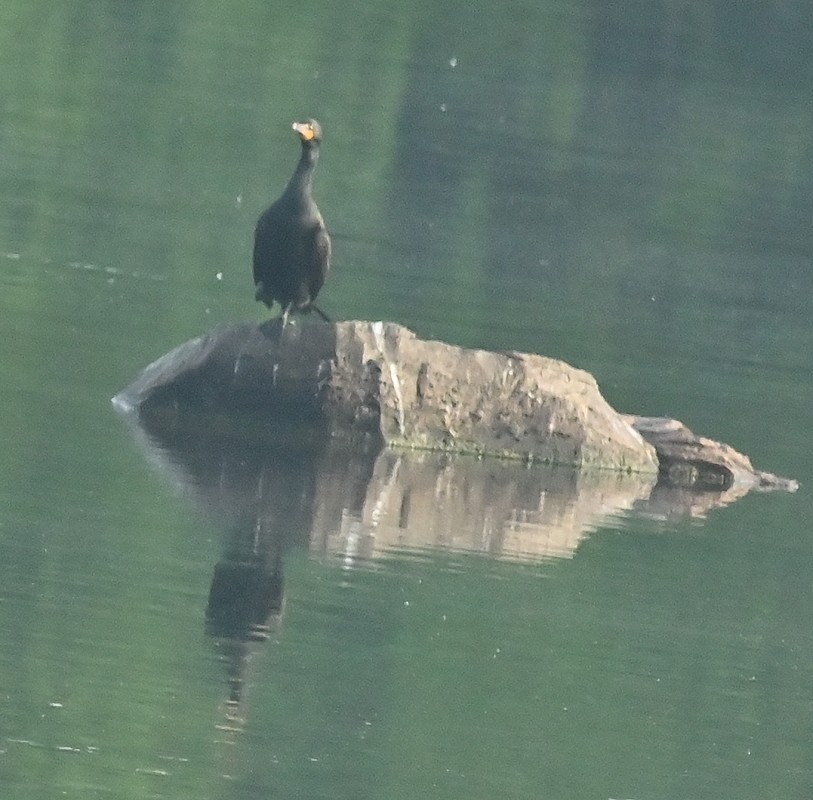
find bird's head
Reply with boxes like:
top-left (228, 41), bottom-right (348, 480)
top-left (292, 119), bottom-right (323, 144)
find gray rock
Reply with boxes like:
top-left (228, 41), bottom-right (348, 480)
top-left (113, 319), bottom-right (659, 473)
top-left (113, 319), bottom-right (798, 493)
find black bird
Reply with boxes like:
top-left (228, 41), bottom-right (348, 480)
top-left (253, 119), bottom-right (332, 327)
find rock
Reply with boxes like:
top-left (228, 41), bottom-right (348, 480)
top-left (113, 319), bottom-right (659, 473)
top-left (113, 319), bottom-right (798, 493)
top-left (623, 415), bottom-right (799, 493)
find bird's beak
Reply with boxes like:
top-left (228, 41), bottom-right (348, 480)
top-left (292, 122), bottom-right (315, 141)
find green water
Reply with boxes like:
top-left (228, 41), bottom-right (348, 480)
top-left (1, 1), bottom-right (812, 798)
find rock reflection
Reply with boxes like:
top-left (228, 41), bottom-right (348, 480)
top-left (115, 406), bottom-right (774, 738)
top-left (317, 451), bottom-right (654, 563)
top-left (117, 407), bottom-right (773, 579)
top-left (124, 410), bottom-right (662, 570)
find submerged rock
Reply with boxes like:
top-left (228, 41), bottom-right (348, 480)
top-left (624, 415), bottom-right (799, 493)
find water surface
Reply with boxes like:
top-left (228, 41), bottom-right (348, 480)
top-left (1, 1), bottom-right (811, 798)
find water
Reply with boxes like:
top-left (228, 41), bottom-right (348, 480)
top-left (1, 1), bottom-right (812, 798)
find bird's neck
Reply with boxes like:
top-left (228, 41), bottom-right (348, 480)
top-left (286, 146), bottom-right (319, 200)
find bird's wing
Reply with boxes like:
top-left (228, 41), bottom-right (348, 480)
top-left (252, 205), bottom-right (284, 286)
top-left (307, 220), bottom-right (332, 299)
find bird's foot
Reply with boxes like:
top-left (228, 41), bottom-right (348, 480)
top-left (311, 304), bottom-right (331, 323)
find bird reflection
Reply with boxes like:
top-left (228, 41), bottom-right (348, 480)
top-left (206, 552), bottom-right (284, 642)
top-left (208, 550), bottom-right (284, 738)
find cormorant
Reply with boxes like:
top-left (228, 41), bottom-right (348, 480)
top-left (253, 119), bottom-right (331, 326)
